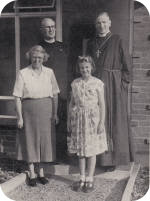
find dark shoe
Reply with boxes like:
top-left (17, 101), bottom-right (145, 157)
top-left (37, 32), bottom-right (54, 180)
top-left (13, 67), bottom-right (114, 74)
top-left (83, 181), bottom-right (94, 193)
top-left (104, 166), bottom-right (116, 172)
top-left (71, 180), bottom-right (85, 192)
top-left (38, 177), bottom-right (49, 185)
top-left (28, 178), bottom-right (37, 187)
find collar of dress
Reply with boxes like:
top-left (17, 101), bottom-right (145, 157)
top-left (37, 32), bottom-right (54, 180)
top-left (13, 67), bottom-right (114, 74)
top-left (29, 65), bottom-right (45, 76)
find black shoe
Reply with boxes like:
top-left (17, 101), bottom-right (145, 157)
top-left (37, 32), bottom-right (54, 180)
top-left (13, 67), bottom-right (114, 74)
top-left (38, 177), bottom-right (49, 185)
top-left (104, 166), bottom-right (116, 172)
top-left (28, 178), bottom-right (37, 187)
top-left (83, 181), bottom-right (94, 193)
top-left (71, 180), bottom-right (85, 192)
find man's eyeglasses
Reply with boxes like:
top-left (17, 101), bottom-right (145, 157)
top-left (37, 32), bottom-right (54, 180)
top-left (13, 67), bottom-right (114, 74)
top-left (41, 25), bottom-right (55, 30)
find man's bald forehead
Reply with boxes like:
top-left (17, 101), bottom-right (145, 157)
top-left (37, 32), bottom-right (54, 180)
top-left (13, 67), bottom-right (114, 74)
top-left (41, 18), bottom-right (55, 26)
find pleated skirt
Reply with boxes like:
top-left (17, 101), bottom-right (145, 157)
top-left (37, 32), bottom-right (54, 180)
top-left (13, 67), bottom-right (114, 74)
top-left (16, 97), bottom-right (56, 163)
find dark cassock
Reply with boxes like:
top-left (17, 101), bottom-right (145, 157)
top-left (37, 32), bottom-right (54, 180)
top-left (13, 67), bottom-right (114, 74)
top-left (39, 40), bottom-right (68, 161)
top-left (86, 32), bottom-right (134, 167)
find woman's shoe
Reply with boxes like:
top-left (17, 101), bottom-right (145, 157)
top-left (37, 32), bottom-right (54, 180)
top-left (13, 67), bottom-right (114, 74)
top-left (71, 180), bottom-right (85, 192)
top-left (38, 177), bottom-right (49, 185)
top-left (28, 178), bottom-right (37, 187)
top-left (83, 181), bottom-right (94, 193)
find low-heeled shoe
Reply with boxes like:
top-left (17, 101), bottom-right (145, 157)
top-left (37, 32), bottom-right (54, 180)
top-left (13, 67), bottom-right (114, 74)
top-left (83, 181), bottom-right (94, 193)
top-left (28, 178), bottom-right (37, 187)
top-left (71, 180), bottom-right (85, 192)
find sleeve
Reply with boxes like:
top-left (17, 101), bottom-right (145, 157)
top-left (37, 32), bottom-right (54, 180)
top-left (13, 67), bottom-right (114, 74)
top-left (119, 38), bottom-right (132, 83)
top-left (71, 80), bottom-right (77, 93)
top-left (70, 80), bottom-right (78, 100)
top-left (51, 70), bottom-right (60, 96)
top-left (70, 80), bottom-right (74, 89)
top-left (13, 71), bottom-right (24, 98)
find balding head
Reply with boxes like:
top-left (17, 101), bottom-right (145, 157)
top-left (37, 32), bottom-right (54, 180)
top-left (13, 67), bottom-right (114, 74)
top-left (40, 18), bottom-right (56, 41)
top-left (41, 18), bottom-right (55, 27)
top-left (96, 12), bottom-right (111, 22)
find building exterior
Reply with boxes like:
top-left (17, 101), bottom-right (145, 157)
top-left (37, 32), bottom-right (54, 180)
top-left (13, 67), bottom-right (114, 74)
top-left (0, 0), bottom-right (149, 167)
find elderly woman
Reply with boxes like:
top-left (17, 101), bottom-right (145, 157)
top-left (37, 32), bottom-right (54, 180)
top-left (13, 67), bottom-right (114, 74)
top-left (13, 45), bottom-right (60, 187)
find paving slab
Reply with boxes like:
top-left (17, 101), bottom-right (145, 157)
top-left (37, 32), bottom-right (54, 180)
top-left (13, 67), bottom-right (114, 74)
top-left (1, 173), bottom-right (26, 194)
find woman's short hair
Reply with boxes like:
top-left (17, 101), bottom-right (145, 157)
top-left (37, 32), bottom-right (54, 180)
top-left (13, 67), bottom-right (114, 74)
top-left (76, 55), bottom-right (96, 74)
top-left (26, 45), bottom-right (49, 63)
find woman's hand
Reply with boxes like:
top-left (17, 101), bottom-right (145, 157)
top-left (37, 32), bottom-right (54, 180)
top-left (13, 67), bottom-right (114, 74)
top-left (53, 114), bottom-right (59, 125)
top-left (97, 122), bottom-right (104, 134)
top-left (67, 118), bottom-right (70, 132)
top-left (15, 97), bottom-right (23, 129)
top-left (17, 118), bottom-right (23, 129)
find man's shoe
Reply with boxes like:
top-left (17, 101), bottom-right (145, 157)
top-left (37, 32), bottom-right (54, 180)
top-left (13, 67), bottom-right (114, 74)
top-left (38, 177), bottom-right (49, 185)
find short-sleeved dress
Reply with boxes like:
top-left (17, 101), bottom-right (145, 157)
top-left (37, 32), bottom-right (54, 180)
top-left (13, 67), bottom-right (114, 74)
top-left (68, 76), bottom-right (108, 157)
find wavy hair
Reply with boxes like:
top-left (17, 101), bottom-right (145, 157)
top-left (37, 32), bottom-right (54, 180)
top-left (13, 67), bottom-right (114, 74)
top-left (76, 55), bottom-right (96, 74)
top-left (25, 45), bottom-right (49, 63)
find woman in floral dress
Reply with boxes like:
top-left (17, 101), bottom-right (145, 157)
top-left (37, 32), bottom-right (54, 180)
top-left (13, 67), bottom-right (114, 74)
top-left (67, 56), bottom-right (107, 193)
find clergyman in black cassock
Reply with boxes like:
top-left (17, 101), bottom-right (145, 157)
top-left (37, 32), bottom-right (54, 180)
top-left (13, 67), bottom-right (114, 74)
top-left (87, 12), bottom-right (134, 171)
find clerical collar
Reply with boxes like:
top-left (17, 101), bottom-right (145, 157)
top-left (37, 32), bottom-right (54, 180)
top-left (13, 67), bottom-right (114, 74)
top-left (44, 38), bottom-right (55, 43)
top-left (97, 31), bottom-right (111, 38)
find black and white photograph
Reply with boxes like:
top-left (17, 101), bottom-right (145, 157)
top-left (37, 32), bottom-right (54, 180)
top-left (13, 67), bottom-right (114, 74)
top-left (0, 0), bottom-right (149, 201)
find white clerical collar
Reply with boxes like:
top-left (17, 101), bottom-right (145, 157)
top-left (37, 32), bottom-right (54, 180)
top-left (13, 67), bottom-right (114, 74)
top-left (44, 38), bottom-right (55, 43)
top-left (98, 31), bottom-right (111, 37)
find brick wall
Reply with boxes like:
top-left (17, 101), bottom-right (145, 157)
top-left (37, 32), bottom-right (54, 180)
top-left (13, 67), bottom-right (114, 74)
top-left (0, 125), bottom-right (16, 157)
top-left (0, 122), bottom-right (17, 170)
top-left (131, 4), bottom-right (150, 166)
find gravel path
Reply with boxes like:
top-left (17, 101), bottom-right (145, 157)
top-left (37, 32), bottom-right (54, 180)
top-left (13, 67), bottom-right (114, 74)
top-left (7, 175), bottom-right (122, 201)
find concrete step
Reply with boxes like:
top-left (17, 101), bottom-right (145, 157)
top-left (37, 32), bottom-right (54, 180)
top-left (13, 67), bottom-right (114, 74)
top-left (43, 162), bottom-right (134, 177)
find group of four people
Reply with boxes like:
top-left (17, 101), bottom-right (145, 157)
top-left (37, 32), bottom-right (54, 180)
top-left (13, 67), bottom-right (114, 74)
top-left (13, 12), bottom-right (134, 192)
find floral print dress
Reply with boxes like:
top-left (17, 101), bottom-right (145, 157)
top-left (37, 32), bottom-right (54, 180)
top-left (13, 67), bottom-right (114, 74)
top-left (68, 77), bottom-right (108, 157)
